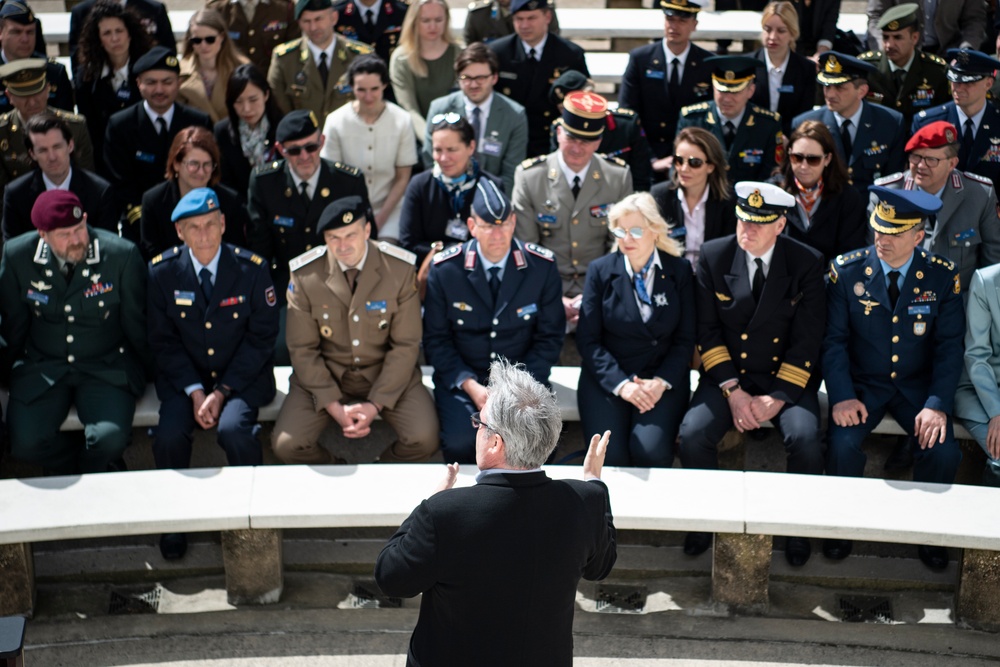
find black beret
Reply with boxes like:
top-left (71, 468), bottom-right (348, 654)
top-left (133, 46), bottom-right (180, 77)
top-left (295, 0), bottom-right (333, 19)
top-left (276, 109), bottom-right (321, 143)
top-left (317, 195), bottom-right (368, 235)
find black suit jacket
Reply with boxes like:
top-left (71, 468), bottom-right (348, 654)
top-left (214, 118), bottom-right (277, 206)
top-left (75, 68), bottom-right (141, 178)
top-left (783, 186), bottom-right (868, 264)
top-left (795, 0), bottom-right (840, 54)
top-left (749, 48), bottom-right (818, 136)
top-left (375, 471), bottom-right (616, 667)
top-left (1, 166), bottom-right (116, 243)
top-left (489, 33), bottom-right (589, 157)
top-left (139, 180), bottom-right (249, 261)
top-left (618, 41), bottom-right (715, 159)
top-left (69, 0), bottom-right (175, 68)
top-left (651, 182), bottom-right (737, 247)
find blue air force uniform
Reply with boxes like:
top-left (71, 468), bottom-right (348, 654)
top-left (147, 190), bottom-right (280, 469)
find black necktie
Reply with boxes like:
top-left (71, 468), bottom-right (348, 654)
top-left (888, 270), bottom-right (901, 310)
top-left (669, 57), bottom-right (680, 95)
top-left (571, 175), bottom-right (581, 199)
top-left (527, 47), bottom-right (537, 62)
top-left (299, 180), bottom-right (310, 202)
top-left (893, 68), bottom-right (906, 89)
top-left (960, 118), bottom-right (975, 167)
top-left (840, 119), bottom-right (853, 155)
top-left (488, 266), bottom-right (501, 301)
top-left (723, 121), bottom-right (735, 151)
top-left (364, 8), bottom-right (375, 31)
top-left (155, 116), bottom-right (167, 135)
top-left (751, 257), bottom-right (764, 303)
top-left (62, 262), bottom-right (75, 282)
top-left (471, 106), bottom-right (483, 145)
top-left (199, 267), bottom-right (213, 301)
top-left (318, 51), bottom-right (330, 87)
top-left (345, 268), bottom-right (359, 293)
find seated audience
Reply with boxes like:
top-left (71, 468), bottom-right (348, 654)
top-left (69, 0), bottom-right (173, 69)
top-left (0, 0), bottom-right (74, 115)
top-left (322, 54), bottom-right (416, 243)
top-left (464, 0), bottom-right (560, 45)
top-left (206, 0), bottom-right (299, 73)
top-left (332, 0), bottom-right (407, 78)
top-left (140, 126), bottom-right (249, 260)
top-left (750, 2), bottom-right (818, 137)
top-left (178, 8), bottom-right (252, 123)
top-left (576, 192), bottom-right (695, 467)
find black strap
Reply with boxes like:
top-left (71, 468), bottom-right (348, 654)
top-left (888, 270), bottom-right (901, 310)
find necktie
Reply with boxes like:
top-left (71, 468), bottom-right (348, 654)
top-left (242, 0), bottom-right (256, 21)
top-left (527, 47), bottom-right (537, 62)
top-left (471, 106), bottom-right (483, 146)
top-left (299, 180), bottom-right (310, 201)
top-left (62, 262), bottom-right (75, 282)
top-left (669, 57), bottom-right (680, 95)
top-left (345, 268), bottom-right (359, 293)
top-left (888, 270), bottom-right (901, 310)
top-left (488, 266), bottom-right (501, 301)
top-left (840, 119), bottom-right (853, 155)
top-left (723, 121), bottom-right (735, 151)
top-left (961, 118), bottom-right (975, 167)
top-left (155, 116), bottom-right (167, 135)
top-left (893, 68), bottom-right (906, 89)
top-left (571, 175), bottom-right (581, 199)
top-left (633, 268), bottom-right (652, 306)
top-left (318, 51), bottom-right (330, 88)
top-left (199, 267), bottom-right (213, 301)
top-left (751, 257), bottom-right (765, 303)
top-left (364, 8), bottom-right (375, 31)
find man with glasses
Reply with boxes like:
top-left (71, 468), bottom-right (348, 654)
top-left (423, 179), bottom-right (564, 463)
top-left (146, 188), bottom-right (279, 560)
top-left (272, 195), bottom-right (439, 465)
top-left (375, 359), bottom-right (616, 667)
top-left (792, 52), bottom-right (906, 198)
top-left (823, 186), bottom-right (963, 571)
top-left (423, 42), bottom-right (528, 193)
top-left (513, 91), bottom-right (631, 328)
top-left (618, 0), bottom-right (714, 176)
top-left (872, 120), bottom-right (1000, 289)
top-left (678, 181), bottom-right (825, 566)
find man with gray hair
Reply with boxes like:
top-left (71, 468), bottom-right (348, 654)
top-left (375, 359), bottom-right (616, 667)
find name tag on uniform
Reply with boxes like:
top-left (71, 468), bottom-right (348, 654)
top-left (228, 30), bottom-right (241, 39)
top-left (446, 218), bottom-right (470, 241)
top-left (366, 300), bottom-right (388, 312)
top-left (26, 289), bottom-right (48, 304)
top-left (499, 71), bottom-right (517, 80)
top-left (777, 84), bottom-right (795, 94)
top-left (480, 138), bottom-right (503, 156)
top-left (116, 88), bottom-right (132, 102)
top-left (135, 151), bottom-right (156, 163)
top-left (645, 69), bottom-right (665, 79)
top-left (537, 213), bottom-right (557, 224)
top-left (908, 304), bottom-right (931, 315)
top-left (955, 228), bottom-right (978, 240)
top-left (516, 303), bottom-right (538, 318)
top-left (174, 290), bottom-right (196, 306)
top-left (740, 149), bottom-right (763, 164)
top-left (273, 216), bottom-right (295, 227)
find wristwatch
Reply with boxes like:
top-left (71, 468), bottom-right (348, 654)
top-left (214, 384), bottom-right (232, 400)
top-left (721, 383), bottom-right (740, 399)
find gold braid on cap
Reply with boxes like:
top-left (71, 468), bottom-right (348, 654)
top-left (869, 200), bottom-right (922, 234)
top-left (735, 205), bottom-right (779, 223)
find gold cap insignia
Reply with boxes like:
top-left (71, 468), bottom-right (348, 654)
top-left (945, 128), bottom-right (955, 143)
top-left (825, 55), bottom-right (842, 74)
top-left (344, 211), bottom-right (354, 223)
top-left (748, 190), bottom-right (764, 208)
top-left (725, 70), bottom-right (735, 81)
top-left (886, 20), bottom-right (899, 30)
top-left (166, 55), bottom-right (178, 67)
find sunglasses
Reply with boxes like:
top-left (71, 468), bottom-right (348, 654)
top-left (431, 112), bottom-right (463, 125)
top-left (188, 35), bottom-right (219, 45)
top-left (282, 142), bottom-right (321, 156)
top-left (611, 226), bottom-right (646, 239)
top-left (788, 152), bottom-right (826, 166)
top-left (673, 155), bottom-right (705, 168)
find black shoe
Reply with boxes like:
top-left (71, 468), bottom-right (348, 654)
top-left (918, 545), bottom-right (949, 571)
top-left (683, 531), bottom-right (712, 556)
top-left (883, 436), bottom-right (914, 471)
top-left (822, 538), bottom-right (853, 560)
top-left (159, 533), bottom-right (187, 560)
top-left (785, 536), bottom-right (812, 567)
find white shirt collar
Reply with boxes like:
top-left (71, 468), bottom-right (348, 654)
top-left (189, 246), bottom-right (222, 279)
top-left (834, 102), bottom-right (864, 130)
top-left (465, 92), bottom-right (493, 119)
top-left (337, 243), bottom-right (369, 273)
top-left (888, 51), bottom-right (916, 73)
top-left (290, 166), bottom-right (323, 199)
top-left (661, 40), bottom-right (690, 70)
top-left (677, 184), bottom-right (710, 214)
top-left (622, 248), bottom-right (662, 279)
top-left (745, 243), bottom-right (776, 275)
top-left (763, 49), bottom-right (788, 74)
top-left (353, 0), bottom-right (380, 23)
top-left (719, 106), bottom-right (745, 128)
top-left (143, 100), bottom-right (175, 129)
top-left (521, 33), bottom-right (548, 58)
top-left (556, 151), bottom-right (590, 186)
top-left (957, 103), bottom-right (988, 133)
top-left (307, 36), bottom-right (336, 64)
top-left (477, 242), bottom-right (510, 276)
top-left (42, 166), bottom-right (72, 191)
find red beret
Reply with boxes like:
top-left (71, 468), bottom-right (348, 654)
top-left (905, 120), bottom-right (959, 152)
top-left (31, 190), bottom-right (85, 232)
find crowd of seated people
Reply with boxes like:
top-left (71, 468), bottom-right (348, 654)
top-left (2, 0), bottom-right (1000, 574)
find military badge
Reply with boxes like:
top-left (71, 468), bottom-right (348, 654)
top-left (265, 286), bottom-right (276, 306)
top-left (320, 325), bottom-right (333, 338)
top-left (853, 282), bottom-right (865, 296)
top-left (653, 293), bottom-right (668, 307)
top-left (913, 321), bottom-right (927, 336)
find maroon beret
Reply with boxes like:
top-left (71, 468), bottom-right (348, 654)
top-left (905, 121), bottom-right (959, 153)
top-left (31, 190), bottom-right (85, 232)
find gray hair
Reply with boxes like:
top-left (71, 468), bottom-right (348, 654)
top-left (485, 359), bottom-right (562, 469)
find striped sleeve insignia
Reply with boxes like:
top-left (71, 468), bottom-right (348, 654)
top-left (776, 363), bottom-right (811, 388)
top-left (700, 345), bottom-right (731, 371)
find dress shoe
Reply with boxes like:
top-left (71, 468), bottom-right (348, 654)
top-left (918, 545), bottom-right (949, 571)
top-left (785, 536), bottom-right (812, 567)
top-left (159, 533), bottom-right (187, 560)
top-left (883, 436), bottom-right (914, 472)
top-left (822, 538), bottom-right (853, 560)
top-left (683, 531), bottom-right (712, 556)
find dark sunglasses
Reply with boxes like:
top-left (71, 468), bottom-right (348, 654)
top-left (188, 35), bottom-right (219, 45)
top-left (788, 152), bottom-right (825, 166)
top-left (673, 155), bottom-right (705, 168)
top-left (283, 142), bottom-right (321, 156)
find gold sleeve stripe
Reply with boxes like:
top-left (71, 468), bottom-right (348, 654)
top-left (776, 363), bottom-right (811, 388)
top-left (701, 346), bottom-right (732, 371)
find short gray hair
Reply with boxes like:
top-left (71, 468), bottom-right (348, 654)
top-left (485, 359), bottom-right (562, 469)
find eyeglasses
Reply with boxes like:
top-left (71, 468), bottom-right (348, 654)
top-left (459, 74), bottom-right (493, 84)
top-left (789, 152), bottom-right (825, 166)
top-left (181, 159), bottom-right (216, 172)
top-left (611, 226), bottom-right (646, 239)
top-left (908, 153), bottom-right (944, 168)
top-left (431, 112), bottom-right (463, 125)
top-left (282, 142), bottom-right (321, 157)
top-left (188, 35), bottom-right (219, 46)
top-left (470, 411), bottom-right (500, 434)
top-left (673, 155), bottom-right (705, 168)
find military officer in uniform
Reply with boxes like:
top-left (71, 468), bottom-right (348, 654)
top-left (0, 60), bottom-right (94, 192)
top-left (677, 182), bottom-right (826, 566)
top-left (207, 0), bottom-right (300, 73)
top-left (464, 0), bottom-right (559, 45)
top-left (871, 121), bottom-right (1000, 289)
top-left (512, 91), bottom-right (632, 326)
top-left (548, 70), bottom-right (653, 192)
top-left (424, 180), bottom-right (565, 463)
top-left (0, 0), bottom-right (74, 116)
top-left (488, 0), bottom-right (588, 159)
top-left (792, 52), bottom-right (906, 198)
top-left (858, 4), bottom-right (950, 131)
top-left (912, 49), bottom-right (1000, 196)
top-left (823, 186), bottom-right (964, 571)
top-left (333, 0), bottom-right (407, 71)
top-left (678, 56), bottom-right (784, 186)
top-left (272, 195), bottom-right (439, 464)
top-left (267, 0), bottom-right (373, 118)
top-left (618, 0), bottom-right (714, 171)
top-left (147, 188), bottom-right (279, 560)
top-left (0, 190), bottom-right (149, 475)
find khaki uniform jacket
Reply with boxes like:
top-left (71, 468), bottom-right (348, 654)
top-left (267, 34), bottom-right (373, 117)
top-left (285, 240), bottom-right (421, 411)
top-left (178, 54), bottom-right (250, 124)
top-left (0, 107), bottom-right (94, 191)
top-left (206, 0), bottom-right (300, 73)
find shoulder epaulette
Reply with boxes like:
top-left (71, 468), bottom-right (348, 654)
top-left (928, 253), bottom-right (956, 272)
top-left (0, 110), bottom-right (13, 127)
top-left (150, 246), bottom-right (181, 266)
top-left (289, 245), bottom-right (327, 271)
top-left (519, 155), bottom-right (546, 170)
top-left (333, 161), bottom-right (362, 177)
top-left (834, 248), bottom-right (868, 267)
top-left (468, 0), bottom-right (490, 9)
top-left (601, 154), bottom-right (627, 167)
top-left (922, 52), bottom-right (947, 66)
top-left (874, 171), bottom-right (905, 185)
top-left (433, 244), bottom-right (462, 264)
top-left (750, 104), bottom-right (780, 120)
top-left (964, 170), bottom-right (993, 185)
top-left (232, 246), bottom-right (265, 265)
top-left (858, 50), bottom-right (881, 60)
top-left (865, 91), bottom-right (885, 104)
top-left (254, 160), bottom-right (283, 176)
top-left (680, 101), bottom-right (710, 115)
top-left (612, 107), bottom-right (636, 117)
top-left (342, 37), bottom-right (374, 55)
top-left (379, 241), bottom-right (416, 265)
top-left (53, 108), bottom-right (84, 123)
top-left (524, 242), bottom-right (554, 261)
top-left (273, 38), bottom-right (302, 57)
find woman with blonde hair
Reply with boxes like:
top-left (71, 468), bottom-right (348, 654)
top-left (178, 8), bottom-right (251, 122)
top-left (389, 0), bottom-right (458, 139)
top-left (749, 1), bottom-right (817, 136)
top-left (575, 192), bottom-right (696, 467)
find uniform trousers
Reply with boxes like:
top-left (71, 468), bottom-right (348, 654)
top-left (435, 384), bottom-right (481, 464)
top-left (678, 381), bottom-right (824, 473)
top-left (577, 368), bottom-right (690, 468)
top-left (152, 393), bottom-right (263, 469)
top-left (956, 417), bottom-right (1000, 485)
top-left (8, 373), bottom-right (135, 475)
top-left (272, 368), bottom-right (439, 464)
top-left (827, 390), bottom-right (961, 484)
